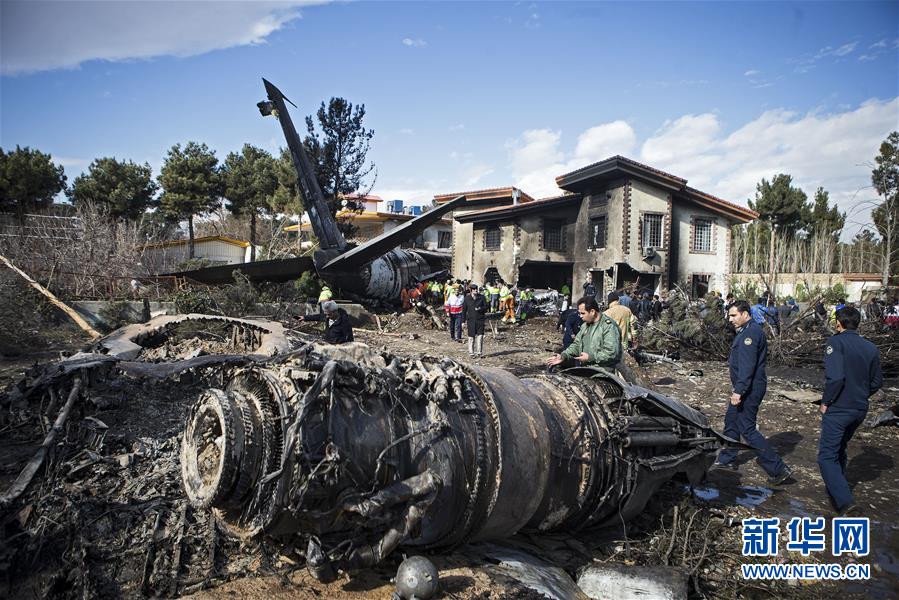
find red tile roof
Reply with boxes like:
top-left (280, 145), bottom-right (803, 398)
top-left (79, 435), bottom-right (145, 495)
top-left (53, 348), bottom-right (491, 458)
top-left (434, 186), bottom-right (535, 203)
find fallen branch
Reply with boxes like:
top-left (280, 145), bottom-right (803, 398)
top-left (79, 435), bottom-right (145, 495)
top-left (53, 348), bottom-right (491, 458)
top-left (0, 377), bottom-right (83, 508)
top-left (0, 252), bottom-right (101, 339)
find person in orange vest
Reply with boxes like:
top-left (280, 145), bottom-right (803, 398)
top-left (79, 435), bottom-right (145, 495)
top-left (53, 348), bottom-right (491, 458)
top-left (499, 281), bottom-right (515, 324)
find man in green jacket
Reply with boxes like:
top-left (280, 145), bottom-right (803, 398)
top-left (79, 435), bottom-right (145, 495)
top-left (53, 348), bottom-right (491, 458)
top-left (546, 295), bottom-right (621, 369)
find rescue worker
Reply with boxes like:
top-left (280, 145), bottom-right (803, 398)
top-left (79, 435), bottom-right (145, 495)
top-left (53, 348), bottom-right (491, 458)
top-left (546, 296), bottom-right (621, 369)
top-left (297, 300), bottom-right (353, 344)
top-left (462, 283), bottom-right (487, 358)
top-left (486, 281), bottom-right (499, 312)
top-left (518, 288), bottom-right (534, 322)
top-left (582, 276), bottom-right (596, 299)
top-left (604, 292), bottom-right (636, 348)
top-left (818, 306), bottom-right (882, 515)
top-left (444, 283), bottom-right (465, 342)
top-left (499, 281), bottom-right (515, 324)
top-left (560, 283), bottom-right (571, 301)
top-left (603, 291), bottom-right (639, 383)
top-left (714, 300), bottom-right (793, 485)
top-left (318, 285), bottom-right (333, 304)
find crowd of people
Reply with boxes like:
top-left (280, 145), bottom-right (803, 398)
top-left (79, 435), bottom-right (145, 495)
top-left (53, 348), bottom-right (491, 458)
top-left (299, 274), bottom-right (885, 516)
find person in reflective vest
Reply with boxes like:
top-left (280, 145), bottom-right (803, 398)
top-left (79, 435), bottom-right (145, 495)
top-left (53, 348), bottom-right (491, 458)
top-left (499, 282), bottom-right (515, 324)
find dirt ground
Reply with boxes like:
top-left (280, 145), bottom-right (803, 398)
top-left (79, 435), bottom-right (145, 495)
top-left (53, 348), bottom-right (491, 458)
top-left (1, 311), bottom-right (896, 599)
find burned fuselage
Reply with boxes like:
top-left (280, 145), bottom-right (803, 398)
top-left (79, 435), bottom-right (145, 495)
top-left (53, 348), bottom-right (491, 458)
top-left (180, 343), bottom-right (729, 579)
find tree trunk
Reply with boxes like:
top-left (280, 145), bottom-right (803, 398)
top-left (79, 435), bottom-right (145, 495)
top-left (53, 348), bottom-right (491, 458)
top-left (250, 211), bottom-right (257, 262)
top-left (883, 199), bottom-right (893, 289)
top-left (188, 215), bottom-right (195, 259)
top-left (768, 223), bottom-right (777, 294)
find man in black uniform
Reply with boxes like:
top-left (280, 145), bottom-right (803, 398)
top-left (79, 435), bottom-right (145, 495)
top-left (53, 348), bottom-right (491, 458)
top-left (297, 300), bottom-right (354, 344)
top-left (818, 306), bottom-right (882, 515)
top-left (462, 283), bottom-right (487, 358)
top-left (714, 300), bottom-right (792, 484)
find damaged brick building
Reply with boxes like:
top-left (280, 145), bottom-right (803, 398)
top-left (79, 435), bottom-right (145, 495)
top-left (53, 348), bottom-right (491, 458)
top-left (435, 155), bottom-right (758, 298)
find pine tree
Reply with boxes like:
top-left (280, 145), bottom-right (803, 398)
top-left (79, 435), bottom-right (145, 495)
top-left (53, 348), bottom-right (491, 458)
top-left (0, 146), bottom-right (67, 222)
top-left (158, 142), bottom-right (222, 258)
top-left (303, 97), bottom-right (376, 237)
top-left (222, 144), bottom-right (278, 262)
top-left (68, 157), bottom-right (158, 221)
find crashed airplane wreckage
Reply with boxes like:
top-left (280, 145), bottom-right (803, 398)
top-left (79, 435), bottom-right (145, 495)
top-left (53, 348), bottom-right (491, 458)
top-left (172, 318), bottom-right (734, 580)
top-left (257, 79), bottom-right (465, 301)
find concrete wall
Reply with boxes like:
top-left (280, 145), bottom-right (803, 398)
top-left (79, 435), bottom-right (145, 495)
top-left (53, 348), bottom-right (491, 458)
top-left (574, 182), bottom-right (626, 294)
top-left (73, 300), bottom-right (177, 329)
top-left (671, 202), bottom-right (733, 294)
top-left (729, 272), bottom-right (884, 302)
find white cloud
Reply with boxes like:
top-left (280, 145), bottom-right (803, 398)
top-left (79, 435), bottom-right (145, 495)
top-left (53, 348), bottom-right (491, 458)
top-left (744, 69), bottom-right (760, 77)
top-left (1, 1), bottom-right (321, 75)
top-left (506, 121), bottom-right (637, 198)
top-left (449, 123), bottom-right (465, 131)
top-left (462, 163), bottom-right (495, 187)
top-left (402, 38), bottom-right (427, 47)
top-left (398, 128), bottom-right (414, 135)
top-left (502, 100), bottom-right (896, 235)
top-left (574, 121), bottom-right (637, 162)
top-left (639, 98), bottom-right (898, 236)
top-left (870, 39), bottom-right (888, 49)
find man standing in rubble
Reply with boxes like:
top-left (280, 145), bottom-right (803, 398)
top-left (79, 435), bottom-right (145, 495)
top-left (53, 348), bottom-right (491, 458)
top-left (297, 300), bottom-right (354, 344)
top-left (817, 306), bottom-right (882, 515)
top-left (463, 283), bottom-right (487, 358)
top-left (444, 283), bottom-right (465, 343)
top-left (546, 296), bottom-right (621, 370)
top-left (714, 301), bottom-right (792, 485)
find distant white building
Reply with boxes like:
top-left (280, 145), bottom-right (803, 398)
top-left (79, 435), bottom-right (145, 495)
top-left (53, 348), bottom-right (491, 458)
top-left (143, 235), bottom-right (252, 273)
top-left (284, 195), bottom-right (453, 251)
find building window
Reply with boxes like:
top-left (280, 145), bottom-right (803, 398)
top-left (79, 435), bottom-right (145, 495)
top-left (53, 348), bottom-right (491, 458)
top-left (693, 218), bottom-right (712, 252)
top-left (484, 226), bottom-right (501, 250)
top-left (437, 231), bottom-right (452, 249)
top-left (589, 193), bottom-right (609, 209)
top-left (589, 216), bottom-right (607, 249)
top-left (691, 274), bottom-right (711, 298)
top-left (543, 219), bottom-right (564, 251)
top-left (642, 213), bottom-right (663, 248)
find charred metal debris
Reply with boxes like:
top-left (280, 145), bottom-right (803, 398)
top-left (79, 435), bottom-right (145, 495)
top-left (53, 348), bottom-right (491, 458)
top-left (1, 314), bottom-right (733, 592)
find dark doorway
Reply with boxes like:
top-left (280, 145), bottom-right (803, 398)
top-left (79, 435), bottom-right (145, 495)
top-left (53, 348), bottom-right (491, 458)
top-left (615, 263), bottom-right (659, 296)
top-left (691, 274), bottom-right (710, 298)
top-left (483, 267), bottom-right (501, 285)
top-left (589, 269), bottom-right (606, 300)
top-left (517, 261), bottom-right (573, 291)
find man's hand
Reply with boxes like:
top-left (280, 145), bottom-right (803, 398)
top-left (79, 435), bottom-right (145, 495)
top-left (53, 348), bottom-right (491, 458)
top-left (819, 403), bottom-right (828, 414)
top-left (730, 392), bottom-right (742, 406)
top-left (546, 354), bottom-right (563, 366)
top-left (576, 352), bottom-right (589, 362)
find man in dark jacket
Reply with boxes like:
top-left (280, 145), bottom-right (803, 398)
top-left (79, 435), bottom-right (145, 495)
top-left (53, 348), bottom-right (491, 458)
top-left (714, 300), bottom-right (792, 485)
top-left (818, 306), bottom-right (882, 514)
top-left (462, 283), bottom-right (488, 358)
top-left (297, 300), bottom-right (354, 344)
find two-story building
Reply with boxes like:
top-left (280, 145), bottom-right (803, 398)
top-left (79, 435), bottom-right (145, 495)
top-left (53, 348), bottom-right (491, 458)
top-left (435, 155), bottom-right (757, 298)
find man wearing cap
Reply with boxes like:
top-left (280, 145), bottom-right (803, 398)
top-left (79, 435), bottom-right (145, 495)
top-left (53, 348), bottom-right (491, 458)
top-left (297, 300), bottom-right (354, 344)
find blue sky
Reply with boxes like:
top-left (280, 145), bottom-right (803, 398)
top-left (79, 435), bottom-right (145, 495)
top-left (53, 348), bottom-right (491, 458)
top-left (2, 1), bottom-right (897, 237)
